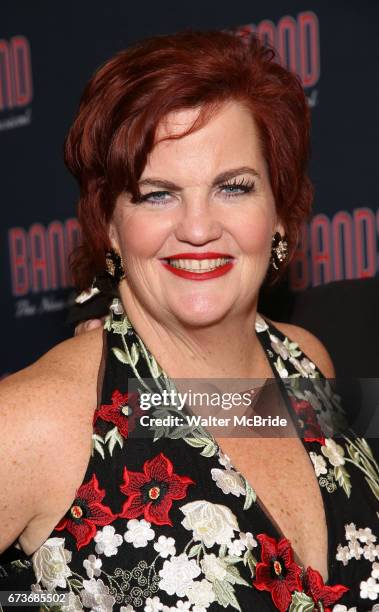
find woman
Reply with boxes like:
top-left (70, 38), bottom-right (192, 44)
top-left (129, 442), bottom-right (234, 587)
top-left (0, 29), bottom-right (377, 612)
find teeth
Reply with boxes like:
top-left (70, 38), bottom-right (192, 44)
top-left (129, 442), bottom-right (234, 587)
top-left (167, 258), bottom-right (231, 272)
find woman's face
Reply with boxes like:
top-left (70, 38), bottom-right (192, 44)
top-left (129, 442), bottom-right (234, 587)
top-left (109, 100), bottom-right (283, 328)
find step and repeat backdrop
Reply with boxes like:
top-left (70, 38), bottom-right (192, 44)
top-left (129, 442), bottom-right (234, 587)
top-left (1, 0), bottom-right (379, 375)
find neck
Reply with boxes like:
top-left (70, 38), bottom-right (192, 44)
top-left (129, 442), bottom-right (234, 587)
top-left (118, 287), bottom-right (270, 381)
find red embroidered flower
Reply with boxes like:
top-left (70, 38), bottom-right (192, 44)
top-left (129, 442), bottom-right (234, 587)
top-left (54, 474), bottom-right (117, 550)
top-left (94, 390), bottom-right (141, 438)
top-left (304, 566), bottom-right (349, 611)
top-left (118, 452), bottom-right (195, 526)
top-left (290, 398), bottom-right (325, 445)
top-left (253, 534), bottom-right (303, 612)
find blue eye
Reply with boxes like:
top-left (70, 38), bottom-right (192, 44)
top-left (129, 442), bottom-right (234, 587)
top-left (221, 179), bottom-right (255, 197)
top-left (137, 191), bottom-right (171, 205)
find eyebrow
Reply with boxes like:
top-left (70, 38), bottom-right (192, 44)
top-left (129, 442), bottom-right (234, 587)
top-left (137, 166), bottom-right (261, 190)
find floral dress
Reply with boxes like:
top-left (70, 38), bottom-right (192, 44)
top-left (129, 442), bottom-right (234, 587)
top-left (1, 300), bottom-right (378, 612)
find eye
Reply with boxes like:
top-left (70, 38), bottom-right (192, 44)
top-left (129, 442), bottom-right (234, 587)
top-left (136, 190), bottom-right (172, 206)
top-left (220, 178), bottom-right (256, 197)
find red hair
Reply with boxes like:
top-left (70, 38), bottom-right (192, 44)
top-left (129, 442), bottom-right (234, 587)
top-left (65, 29), bottom-right (313, 290)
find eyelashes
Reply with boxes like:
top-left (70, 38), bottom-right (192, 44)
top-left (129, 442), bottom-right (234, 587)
top-left (221, 177), bottom-right (256, 197)
top-left (135, 177), bottom-right (256, 206)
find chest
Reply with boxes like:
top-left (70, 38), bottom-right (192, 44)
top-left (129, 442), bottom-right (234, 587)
top-left (217, 436), bottom-right (329, 583)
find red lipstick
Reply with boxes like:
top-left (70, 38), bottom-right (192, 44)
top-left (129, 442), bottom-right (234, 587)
top-left (159, 252), bottom-right (235, 281)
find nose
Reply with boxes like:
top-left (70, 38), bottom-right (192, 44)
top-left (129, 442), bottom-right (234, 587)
top-left (174, 196), bottom-right (223, 245)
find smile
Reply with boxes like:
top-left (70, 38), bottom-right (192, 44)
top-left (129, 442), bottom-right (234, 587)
top-left (160, 254), bottom-right (235, 280)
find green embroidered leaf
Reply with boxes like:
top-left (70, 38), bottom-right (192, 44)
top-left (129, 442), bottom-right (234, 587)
top-left (334, 465), bottom-right (352, 498)
top-left (224, 564), bottom-right (250, 586)
top-left (93, 436), bottom-right (105, 459)
top-left (357, 437), bottom-right (375, 459)
top-left (366, 476), bottom-right (379, 501)
top-left (10, 559), bottom-right (31, 571)
top-left (212, 578), bottom-right (242, 611)
top-left (243, 550), bottom-right (257, 576)
top-left (69, 578), bottom-right (83, 589)
top-left (288, 590), bottom-right (315, 611)
top-left (200, 441), bottom-right (218, 457)
top-left (346, 443), bottom-right (360, 462)
top-left (112, 347), bottom-right (130, 365)
top-left (167, 426), bottom-right (192, 440)
top-left (243, 479), bottom-right (256, 510)
top-left (223, 555), bottom-right (243, 564)
top-left (184, 436), bottom-right (210, 448)
top-left (149, 355), bottom-right (162, 378)
top-left (130, 343), bottom-right (140, 367)
top-left (188, 544), bottom-right (202, 558)
top-left (105, 426), bottom-right (123, 456)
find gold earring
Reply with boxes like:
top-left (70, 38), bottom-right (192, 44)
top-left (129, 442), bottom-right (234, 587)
top-left (105, 249), bottom-right (126, 282)
top-left (270, 232), bottom-right (288, 270)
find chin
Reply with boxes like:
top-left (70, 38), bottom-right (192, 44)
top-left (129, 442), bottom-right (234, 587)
top-left (170, 298), bottom-right (233, 328)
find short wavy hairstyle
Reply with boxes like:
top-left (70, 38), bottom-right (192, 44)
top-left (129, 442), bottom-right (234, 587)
top-left (65, 29), bottom-right (313, 290)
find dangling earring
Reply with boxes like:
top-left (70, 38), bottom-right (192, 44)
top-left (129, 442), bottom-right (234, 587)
top-left (270, 232), bottom-right (288, 270)
top-left (105, 248), bottom-right (126, 283)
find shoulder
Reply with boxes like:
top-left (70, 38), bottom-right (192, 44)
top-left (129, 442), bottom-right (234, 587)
top-left (264, 318), bottom-right (336, 378)
top-left (0, 327), bottom-right (103, 553)
top-left (0, 326), bottom-right (103, 412)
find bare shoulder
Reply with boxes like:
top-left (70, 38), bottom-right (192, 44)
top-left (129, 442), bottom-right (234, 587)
top-left (0, 327), bottom-right (103, 554)
top-left (265, 318), bottom-right (336, 378)
top-left (0, 326), bottom-right (103, 411)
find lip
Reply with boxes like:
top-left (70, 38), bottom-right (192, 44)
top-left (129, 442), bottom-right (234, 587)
top-left (160, 252), bottom-right (234, 261)
top-left (160, 257), bottom-right (234, 281)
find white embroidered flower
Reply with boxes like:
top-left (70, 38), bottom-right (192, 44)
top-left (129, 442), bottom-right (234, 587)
top-left (83, 554), bottom-right (102, 578)
top-left (162, 602), bottom-right (191, 611)
top-left (186, 578), bottom-right (215, 608)
top-left (32, 537), bottom-right (72, 590)
top-left (365, 544), bottom-right (379, 562)
top-left (275, 358), bottom-right (289, 378)
top-left (144, 596), bottom-right (163, 612)
top-left (60, 592), bottom-right (84, 612)
top-left (321, 439), bottom-right (345, 466)
top-left (360, 577), bottom-right (379, 600)
top-left (332, 606), bottom-right (357, 611)
top-left (124, 519), bottom-right (155, 548)
top-left (154, 535), bottom-right (176, 558)
top-left (255, 313), bottom-right (269, 333)
top-left (227, 539), bottom-right (246, 556)
top-left (270, 334), bottom-right (290, 360)
top-left (121, 606), bottom-right (136, 612)
top-left (159, 553), bottom-right (201, 597)
top-left (80, 578), bottom-right (116, 611)
top-left (336, 544), bottom-right (351, 566)
top-left (299, 357), bottom-right (317, 376)
top-left (217, 450), bottom-right (233, 470)
top-left (348, 539), bottom-right (363, 560)
top-left (200, 554), bottom-right (227, 581)
top-left (210, 468), bottom-right (245, 497)
top-left (239, 532), bottom-right (258, 550)
top-left (175, 602), bottom-right (191, 610)
top-left (310, 452), bottom-right (328, 477)
top-left (358, 527), bottom-right (377, 544)
top-left (372, 563), bottom-right (379, 579)
top-left (94, 525), bottom-right (123, 557)
top-left (181, 500), bottom-right (239, 547)
top-left (345, 522), bottom-right (359, 541)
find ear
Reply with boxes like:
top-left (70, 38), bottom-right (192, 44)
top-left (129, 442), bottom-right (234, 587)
top-left (107, 220), bottom-right (121, 253)
top-left (274, 216), bottom-right (285, 237)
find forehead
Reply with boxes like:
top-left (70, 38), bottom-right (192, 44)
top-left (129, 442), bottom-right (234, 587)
top-left (144, 101), bottom-right (265, 178)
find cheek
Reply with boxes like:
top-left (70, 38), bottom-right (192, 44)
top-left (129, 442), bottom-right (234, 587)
top-left (232, 210), bottom-right (273, 256)
top-left (116, 214), bottom-right (169, 259)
